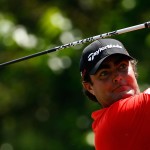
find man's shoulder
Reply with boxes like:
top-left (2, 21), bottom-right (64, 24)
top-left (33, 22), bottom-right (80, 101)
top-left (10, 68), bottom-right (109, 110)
top-left (91, 89), bottom-right (150, 120)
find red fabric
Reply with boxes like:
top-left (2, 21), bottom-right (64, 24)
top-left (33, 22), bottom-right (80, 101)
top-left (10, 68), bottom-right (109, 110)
top-left (92, 91), bottom-right (150, 150)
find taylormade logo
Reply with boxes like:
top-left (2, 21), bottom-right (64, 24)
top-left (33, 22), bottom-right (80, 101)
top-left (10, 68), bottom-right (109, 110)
top-left (88, 44), bottom-right (122, 61)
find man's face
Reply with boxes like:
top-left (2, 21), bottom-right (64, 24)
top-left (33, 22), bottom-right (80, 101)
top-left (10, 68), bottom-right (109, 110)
top-left (83, 55), bottom-right (140, 107)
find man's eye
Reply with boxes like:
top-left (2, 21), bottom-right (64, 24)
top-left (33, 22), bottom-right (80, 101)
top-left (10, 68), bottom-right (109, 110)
top-left (119, 63), bottom-right (128, 70)
top-left (99, 71), bottom-right (109, 78)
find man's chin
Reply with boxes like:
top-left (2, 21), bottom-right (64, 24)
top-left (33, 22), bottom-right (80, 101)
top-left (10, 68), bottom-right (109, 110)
top-left (113, 90), bottom-right (135, 101)
top-left (121, 93), bottom-right (133, 99)
top-left (120, 90), bottom-right (135, 99)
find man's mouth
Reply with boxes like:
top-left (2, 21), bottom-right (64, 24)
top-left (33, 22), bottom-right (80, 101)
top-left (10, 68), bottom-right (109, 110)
top-left (112, 85), bottom-right (131, 93)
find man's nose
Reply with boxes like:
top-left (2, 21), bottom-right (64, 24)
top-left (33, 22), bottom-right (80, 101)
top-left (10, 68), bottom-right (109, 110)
top-left (112, 72), bottom-right (123, 83)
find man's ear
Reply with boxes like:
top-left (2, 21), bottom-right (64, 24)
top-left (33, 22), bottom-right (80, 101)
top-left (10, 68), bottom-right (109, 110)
top-left (82, 81), bottom-right (95, 95)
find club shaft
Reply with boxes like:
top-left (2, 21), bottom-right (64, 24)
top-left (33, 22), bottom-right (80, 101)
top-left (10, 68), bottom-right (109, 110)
top-left (0, 21), bottom-right (149, 67)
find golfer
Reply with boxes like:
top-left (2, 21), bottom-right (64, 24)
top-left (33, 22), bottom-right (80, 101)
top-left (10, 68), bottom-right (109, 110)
top-left (80, 38), bottom-right (150, 150)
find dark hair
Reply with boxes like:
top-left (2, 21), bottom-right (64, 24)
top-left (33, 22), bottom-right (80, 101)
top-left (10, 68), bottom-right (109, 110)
top-left (82, 59), bottom-right (138, 103)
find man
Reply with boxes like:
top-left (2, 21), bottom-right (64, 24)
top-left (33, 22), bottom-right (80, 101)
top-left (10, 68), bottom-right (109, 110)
top-left (79, 38), bottom-right (150, 150)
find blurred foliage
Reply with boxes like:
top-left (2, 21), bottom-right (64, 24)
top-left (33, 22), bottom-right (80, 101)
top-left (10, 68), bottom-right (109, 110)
top-left (0, 0), bottom-right (149, 149)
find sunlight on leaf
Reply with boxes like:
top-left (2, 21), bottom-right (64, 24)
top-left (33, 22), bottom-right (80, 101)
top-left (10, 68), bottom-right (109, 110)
top-left (85, 131), bottom-right (95, 146)
top-left (12, 26), bottom-right (38, 49)
top-left (122, 0), bottom-right (136, 10)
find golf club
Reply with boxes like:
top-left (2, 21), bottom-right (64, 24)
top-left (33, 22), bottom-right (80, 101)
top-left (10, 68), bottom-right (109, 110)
top-left (0, 21), bottom-right (149, 67)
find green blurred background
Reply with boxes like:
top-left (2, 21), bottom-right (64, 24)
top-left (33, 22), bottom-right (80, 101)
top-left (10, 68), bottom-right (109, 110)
top-left (0, 0), bottom-right (149, 149)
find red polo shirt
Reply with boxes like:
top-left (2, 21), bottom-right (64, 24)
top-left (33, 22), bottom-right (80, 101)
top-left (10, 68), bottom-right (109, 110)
top-left (92, 89), bottom-right (150, 150)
